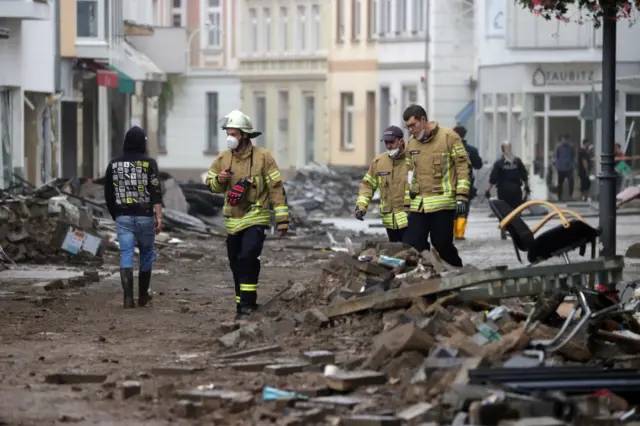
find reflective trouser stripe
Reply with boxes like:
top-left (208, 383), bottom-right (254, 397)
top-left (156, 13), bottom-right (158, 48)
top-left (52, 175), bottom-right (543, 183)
top-left (240, 283), bottom-right (257, 292)
top-left (235, 296), bottom-right (241, 303)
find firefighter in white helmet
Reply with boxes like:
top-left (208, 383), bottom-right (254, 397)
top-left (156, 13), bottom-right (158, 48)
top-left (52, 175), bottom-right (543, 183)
top-left (205, 110), bottom-right (289, 320)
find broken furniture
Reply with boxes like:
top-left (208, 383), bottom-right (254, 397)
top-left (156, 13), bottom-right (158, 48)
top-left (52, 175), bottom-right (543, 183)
top-left (488, 199), bottom-right (599, 265)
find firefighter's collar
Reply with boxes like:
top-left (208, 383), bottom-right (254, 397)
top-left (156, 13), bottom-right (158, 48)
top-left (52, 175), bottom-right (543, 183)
top-left (421, 121), bottom-right (440, 143)
top-left (232, 142), bottom-right (254, 158)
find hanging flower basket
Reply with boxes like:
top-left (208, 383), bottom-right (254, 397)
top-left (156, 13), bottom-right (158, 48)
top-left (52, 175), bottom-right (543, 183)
top-left (515, 0), bottom-right (640, 27)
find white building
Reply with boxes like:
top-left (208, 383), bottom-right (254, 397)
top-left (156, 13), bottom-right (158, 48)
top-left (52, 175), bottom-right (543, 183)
top-left (0, 0), bottom-right (55, 187)
top-left (475, 0), bottom-right (640, 199)
top-left (378, 0), bottom-right (475, 152)
top-left (155, 0), bottom-right (242, 181)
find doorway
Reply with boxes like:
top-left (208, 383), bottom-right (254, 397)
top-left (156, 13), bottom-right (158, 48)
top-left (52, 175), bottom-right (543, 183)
top-left (61, 101), bottom-right (78, 178)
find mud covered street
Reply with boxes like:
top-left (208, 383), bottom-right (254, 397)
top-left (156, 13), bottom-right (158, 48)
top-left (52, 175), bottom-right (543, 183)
top-left (2, 213), bottom-right (640, 426)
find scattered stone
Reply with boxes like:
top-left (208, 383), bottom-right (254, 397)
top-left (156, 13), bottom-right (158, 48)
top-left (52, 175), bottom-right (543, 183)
top-left (219, 344), bottom-right (282, 359)
top-left (302, 350), bottom-right (335, 365)
top-left (67, 276), bottom-right (86, 288)
top-left (83, 270), bottom-right (100, 282)
top-left (176, 389), bottom-right (253, 404)
top-left (395, 402), bottom-right (435, 425)
top-left (174, 399), bottom-right (203, 419)
top-left (45, 373), bottom-right (107, 385)
top-left (281, 282), bottom-right (307, 301)
top-left (230, 361), bottom-right (274, 372)
top-left (325, 370), bottom-right (386, 392)
top-left (122, 380), bottom-right (141, 399)
top-left (151, 366), bottom-right (204, 376)
top-left (217, 323), bottom-right (261, 348)
top-left (264, 363), bottom-right (311, 376)
top-left (295, 308), bottom-right (330, 326)
top-left (341, 415), bottom-right (402, 426)
top-left (44, 279), bottom-right (64, 291)
top-left (373, 323), bottom-right (434, 355)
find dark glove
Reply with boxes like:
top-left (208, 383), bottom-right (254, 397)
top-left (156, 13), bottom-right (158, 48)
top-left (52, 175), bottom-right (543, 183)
top-left (484, 190), bottom-right (491, 199)
top-left (409, 192), bottom-right (417, 200)
top-left (456, 199), bottom-right (468, 217)
top-left (355, 210), bottom-right (366, 221)
top-left (524, 185), bottom-right (532, 198)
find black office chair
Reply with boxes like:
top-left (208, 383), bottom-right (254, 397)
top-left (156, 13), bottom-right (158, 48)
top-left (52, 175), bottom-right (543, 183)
top-left (488, 199), bottom-right (600, 264)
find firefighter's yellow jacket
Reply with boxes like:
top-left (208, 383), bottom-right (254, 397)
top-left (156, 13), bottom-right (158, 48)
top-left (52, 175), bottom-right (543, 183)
top-left (356, 151), bottom-right (411, 230)
top-left (405, 122), bottom-right (471, 213)
top-left (205, 144), bottom-right (289, 235)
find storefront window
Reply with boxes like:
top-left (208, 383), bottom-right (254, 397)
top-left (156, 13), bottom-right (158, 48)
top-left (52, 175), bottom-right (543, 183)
top-left (534, 94), bottom-right (545, 112)
top-left (534, 116), bottom-right (545, 177)
top-left (549, 95), bottom-right (580, 111)
top-left (496, 94), bottom-right (509, 108)
top-left (510, 113), bottom-right (522, 156)
top-left (482, 94), bottom-right (493, 109)
top-left (484, 112), bottom-right (494, 155)
top-left (626, 94), bottom-right (640, 112)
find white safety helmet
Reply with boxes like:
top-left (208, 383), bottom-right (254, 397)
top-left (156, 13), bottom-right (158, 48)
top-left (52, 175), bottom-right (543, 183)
top-left (219, 110), bottom-right (262, 138)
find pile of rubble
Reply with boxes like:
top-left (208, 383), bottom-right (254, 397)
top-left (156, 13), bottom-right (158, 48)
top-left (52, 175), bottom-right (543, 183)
top-left (180, 242), bottom-right (640, 424)
top-left (285, 164), bottom-right (369, 219)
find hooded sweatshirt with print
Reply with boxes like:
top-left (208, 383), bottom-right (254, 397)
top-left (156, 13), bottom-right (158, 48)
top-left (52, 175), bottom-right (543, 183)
top-left (103, 126), bottom-right (163, 220)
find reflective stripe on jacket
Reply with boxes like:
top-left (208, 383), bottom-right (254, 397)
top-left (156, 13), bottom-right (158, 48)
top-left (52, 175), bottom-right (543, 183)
top-left (405, 122), bottom-right (471, 213)
top-left (356, 151), bottom-right (410, 230)
top-left (205, 144), bottom-right (289, 235)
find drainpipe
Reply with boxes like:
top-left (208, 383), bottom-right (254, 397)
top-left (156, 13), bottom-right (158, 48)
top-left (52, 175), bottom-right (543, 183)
top-left (423, 0), bottom-right (431, 110)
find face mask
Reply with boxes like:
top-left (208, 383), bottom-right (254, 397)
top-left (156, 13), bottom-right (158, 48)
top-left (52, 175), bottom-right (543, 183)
top-left (387, 148), bottom-right (399, 158)
top-left (226, 136), bottom-right (239, 150)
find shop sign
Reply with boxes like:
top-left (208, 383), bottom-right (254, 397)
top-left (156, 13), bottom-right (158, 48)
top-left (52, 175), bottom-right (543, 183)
top-left (531, 67), bottom-right (596, 87)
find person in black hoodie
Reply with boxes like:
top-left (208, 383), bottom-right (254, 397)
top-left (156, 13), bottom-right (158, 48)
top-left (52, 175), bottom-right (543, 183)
top-left (104, 126), bottom-right (163, 308)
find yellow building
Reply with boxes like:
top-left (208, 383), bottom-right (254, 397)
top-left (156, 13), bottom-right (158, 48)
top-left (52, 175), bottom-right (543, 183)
top-left (237, 0), bottom-right (329, 169)
top-left (328, 0), bottom-right (379, 166)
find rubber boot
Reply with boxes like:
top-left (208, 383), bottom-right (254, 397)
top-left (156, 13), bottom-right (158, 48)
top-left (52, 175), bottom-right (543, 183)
top-left (138, 271), bottom-right (151, 307)
top-left (454, 217), bottom-right (467, 241)
top-left (120, 268), bottom-right (135, 308)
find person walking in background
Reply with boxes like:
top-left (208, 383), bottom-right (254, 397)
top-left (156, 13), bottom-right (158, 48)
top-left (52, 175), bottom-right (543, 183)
top-left (401, 104), bottom-right (470, 267)
top-left (555, 134), bottom-right (576, 201)
top-left (104, 126), bottom-right (163, 309)
top-left (355, 125), bottom-right (410, 242)
top-left (485, 141), bottom-right (530, 240)
top-left (452, 125), bottom-right (482, 240)
top-left (577, 139), bottom-right (594, 201)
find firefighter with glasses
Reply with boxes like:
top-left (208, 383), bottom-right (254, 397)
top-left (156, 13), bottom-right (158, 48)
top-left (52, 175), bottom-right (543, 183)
top-left (205, 110), bottom-right (289, 321)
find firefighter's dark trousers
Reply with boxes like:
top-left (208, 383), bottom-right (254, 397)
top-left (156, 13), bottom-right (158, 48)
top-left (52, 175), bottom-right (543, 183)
top-left (386, 228), bottom-right (406, 243)
top-left (403, 209), bottom-right (463, 267)
top-left (226, 225), bottom-right (266, 311)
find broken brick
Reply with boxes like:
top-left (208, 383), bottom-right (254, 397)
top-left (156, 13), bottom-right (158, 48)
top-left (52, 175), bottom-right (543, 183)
top-left (264, 363), bottom-right (310, 376)
top-left (301, 350), bottom-right (335, 365)
top-left (219, 344), bottom-right (281, 359)
top-left (373, 323), bottom-right (434, 355)
top-left (122, 380), bottom-right (141, 399)
top-left (173, 400), bottom-right (203, 419)
top-left (396, 402), bottom-right (435, 425)
top-left (342, 415), bottom-right (402, 426)
top-left (45, 373), bottom-right (107, 385)
top-left (325, 370), bottom-right (386, 392)
top-left (151, 366), bottom-right (204, 376)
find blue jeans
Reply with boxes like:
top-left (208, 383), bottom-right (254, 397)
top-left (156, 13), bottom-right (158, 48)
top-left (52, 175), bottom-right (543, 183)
top-left (115, 216), bottom-right (156, 271)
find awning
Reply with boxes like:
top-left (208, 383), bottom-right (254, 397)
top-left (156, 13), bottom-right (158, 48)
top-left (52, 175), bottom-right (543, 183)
top-left (455, 100), bottom-right (476, 125)
top-left (111, 41), bottom-right (166, 84)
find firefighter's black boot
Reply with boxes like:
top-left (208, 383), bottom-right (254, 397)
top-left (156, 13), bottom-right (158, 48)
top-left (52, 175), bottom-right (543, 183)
top-left (138, 271), bottom-right (151, 307)
top-left (120, 268), bottom-right (135, 309)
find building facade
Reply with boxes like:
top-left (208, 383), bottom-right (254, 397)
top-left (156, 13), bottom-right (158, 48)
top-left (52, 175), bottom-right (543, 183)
top-left (236, 0), bottom-right (328, 170)
top-left (158, 0), bottom-right (242, 181)
top-left (328, 0), bottom-right (378, 166)
top-left (0, 0), bottom-right (55, 187)
top-left (475, 0), bottom-right (640, 199)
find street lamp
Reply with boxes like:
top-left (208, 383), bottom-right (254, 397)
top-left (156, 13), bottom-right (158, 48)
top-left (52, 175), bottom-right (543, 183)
top-left (185, 21), bottom-right (216, 72)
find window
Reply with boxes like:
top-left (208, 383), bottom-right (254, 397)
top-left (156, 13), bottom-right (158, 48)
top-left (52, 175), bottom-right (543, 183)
top-left (206, 92), bottom-right (219, 153)
top-left (352, 0), bottom-right (361, 41)
top-left (402, 86), bottom-right (418, 106)
top-left (170, 0), bottom-right (184, 27)
top-left (368, 0), bottom-right (378, 39)
top-left (341, 93), bottom-right (355, 149)
top-left (278, 91), bottom-right (290, 157)
top-left (249, 8), bottom-right (258, 53)
top-left (412, 0), bottom-right (425, 33)
top-left (279, 7), bottom-right (289, 52)
top-left (549, 95), bottom-right (580, 111)
top-left (396, 0), bottom-right (407, 34)
top-left (77, 0), bottom-right (104, 38)
top-left (534, 94), bottom-right (545, 112)
top-left (205, 0), bottom-right (221, 48)
top-left (296, 5), bottom-right (306, 51)
top-left (304, 95), bottom-right (316, 163)
top-left (626, 94), bottom-right (640, 112)
top-left (263, 8), bottom-right (272, 53)
top-left (382, 0), bottom-right (392, 35)
top-left (254, 94), bottom-right (267, 147)
top-left (311, 5), bottom-right (322, 50)
top-left (336, 0), bottom-right (345, 42)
